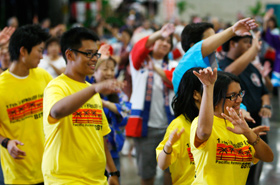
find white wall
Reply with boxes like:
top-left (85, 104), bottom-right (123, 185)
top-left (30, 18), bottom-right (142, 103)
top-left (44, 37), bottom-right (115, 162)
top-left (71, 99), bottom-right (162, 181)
top-left (156, 0), bottom-right (280, 24)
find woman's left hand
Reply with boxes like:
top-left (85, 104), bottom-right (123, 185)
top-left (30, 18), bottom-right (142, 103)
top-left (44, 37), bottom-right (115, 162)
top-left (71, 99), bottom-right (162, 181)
top-left (221, 106), bottom-right (251, 134)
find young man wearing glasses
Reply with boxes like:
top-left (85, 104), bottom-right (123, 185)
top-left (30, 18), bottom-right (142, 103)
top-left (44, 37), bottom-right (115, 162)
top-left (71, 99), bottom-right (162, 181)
top-left (219, 34), bottom-right (271, 185)
top-left (42, 27), bottom-right (123, 185)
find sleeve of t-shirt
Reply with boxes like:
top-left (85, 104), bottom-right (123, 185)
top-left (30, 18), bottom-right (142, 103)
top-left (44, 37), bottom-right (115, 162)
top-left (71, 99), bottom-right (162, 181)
top-left (190, 117), bottom-right (208, 150)
top-left (156, 120), bottom-right (181, 165)
top-left (43, 81), bottom-right (66, 124)
top-left (130, 36), bottom-right (151, 70)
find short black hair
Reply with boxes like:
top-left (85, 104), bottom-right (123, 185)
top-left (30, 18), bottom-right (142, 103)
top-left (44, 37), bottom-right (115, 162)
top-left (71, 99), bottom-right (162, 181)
top-left (222, 35), bottom-right (252, 52)
top-left (9, 24), bottom-right (50, 61)
top-left (181, 22), bottom-right (214, 52)
top-left (172, 67), bottom-right (203, 122)
top-left (60, 27), bottom-right (100, 62)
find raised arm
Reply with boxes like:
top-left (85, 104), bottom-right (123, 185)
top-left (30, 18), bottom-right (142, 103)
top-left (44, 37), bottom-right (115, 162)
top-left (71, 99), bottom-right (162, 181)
top-left (50, 80), bottom-right (124, 120)
top-left (224, 32), bottom-right (261, 76)
top-left (202, 18), bottom-right (257, 58)
top-left (130, 23), bottom-right (174, 70)
top-left (0, 27), bottom-right (15, 48)
top-left (193, 67), bottom-right (217, 147)
top-left (222, 107), bottom-right (273, 162)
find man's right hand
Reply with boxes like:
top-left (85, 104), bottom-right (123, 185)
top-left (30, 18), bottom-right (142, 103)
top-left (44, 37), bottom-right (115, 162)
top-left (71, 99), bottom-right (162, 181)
top-left (7, 140), bottom-right (26, 159)
top-left (94, 79), bottom-right (125, 95)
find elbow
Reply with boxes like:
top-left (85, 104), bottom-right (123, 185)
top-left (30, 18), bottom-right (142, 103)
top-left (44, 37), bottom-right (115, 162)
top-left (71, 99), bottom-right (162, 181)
top-left (158, 162), bottom-right (168, 171)
top-left (50, 108), bottom-right (63, 120)
top-left (196, 128), bottom-right (211, 141)
top-left (264, 152), bottom-right (274, 163)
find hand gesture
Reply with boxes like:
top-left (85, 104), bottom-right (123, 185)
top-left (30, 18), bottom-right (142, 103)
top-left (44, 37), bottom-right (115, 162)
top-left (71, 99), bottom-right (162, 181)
top-left (264, 8), bottom-right (274, 22)
top-left (193, 67), bottom-right (217, 87)
top-left (221, 107), bottom-right (251, 134)
top-left (98, 44), bottom-right (111, 60)
top-left (160, 23), bottom-right (175, 38)
top-left (232, 18), bottom-right (258, 36)
top-left (252, 125), bottom-right (270, 136)
top-left (0, 27), bottom-right (15, 47)
top-left (261, 61), bottom-right (272, 77)
top-left (7, 140), bottom-right (26, 159)
top-left (259, 107), bottom-right (272, 118)
top-left (166, 128), bottom-right (185, 146)
top-left (240, 109), bottom-right (255, 123)
top-left (108, 176), bottom-right (119, 185)
top-left (94, 79), bottom-right (125, 95)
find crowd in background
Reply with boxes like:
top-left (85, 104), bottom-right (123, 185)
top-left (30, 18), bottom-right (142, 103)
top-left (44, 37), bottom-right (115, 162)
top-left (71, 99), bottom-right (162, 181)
top-left (0, 6), bottom-right (279, 185)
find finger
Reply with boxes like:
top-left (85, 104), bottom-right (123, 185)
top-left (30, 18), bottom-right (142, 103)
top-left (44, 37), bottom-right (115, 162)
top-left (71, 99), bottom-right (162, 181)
top-left (15, 148), bottom-right (26, 156)
top-left (221, 113), bottom-right (234, 123)
top-left (14, 140), bottom-right (24, 146)
top-left (259, 132), bottom-right (267, 136)
top-left (226, 127), bottom-right (235, 132)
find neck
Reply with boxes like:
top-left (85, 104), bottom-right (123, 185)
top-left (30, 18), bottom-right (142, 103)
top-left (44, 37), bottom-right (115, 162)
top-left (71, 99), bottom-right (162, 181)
top-left (49, 54), bottom-right (59, 61)
top-left (152, 52), bottom-right (164, 60)
top-left (64, 66), bottom-right (86, 83)
top-left (226, 51), bottom-right (238, 60)
top-left (9, 61), bottom-right (30, 76)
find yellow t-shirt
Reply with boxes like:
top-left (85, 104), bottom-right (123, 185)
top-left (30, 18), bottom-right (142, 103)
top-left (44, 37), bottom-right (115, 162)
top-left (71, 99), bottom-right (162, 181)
top-left (0, 68), bottom-right (52, 184)
top-left (190, 116), bottom-right (258, 185)
top-left (156, 115), bottom-right (195, 185)
top-left (42, 74), bottom-right (111, 185)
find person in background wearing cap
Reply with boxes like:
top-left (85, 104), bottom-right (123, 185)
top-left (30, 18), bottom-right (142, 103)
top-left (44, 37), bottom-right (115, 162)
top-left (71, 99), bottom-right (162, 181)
top-left (219, 31), bottom-right (271, 185)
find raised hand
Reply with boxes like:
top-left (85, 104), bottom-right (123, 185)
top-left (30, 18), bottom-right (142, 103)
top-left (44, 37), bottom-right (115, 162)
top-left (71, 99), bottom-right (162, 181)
top-left (7, 140), bottom-right (26, 159)
top-left (193, 67), bottom-right (217, 86)
top-left (264, 8), bottom-right (274, 22)
top-left (221, 106), bottom-right (251, 134)
top-left (252, 31), bottom-right (262, 52)
top-left (160, 23), bottom-right (175, 38)
top-left (0, 27), bottom-right (15, 47)
top-left (98, 44), bottom-right (111, 59)
top-left (261, 61), bottom-right (272, 77)
top-left (232, 18), bottom-right (258, 36)
top-left (94, 79), bottom-right (125, 95)
top-left (166, 128), bottom-right (185, 147)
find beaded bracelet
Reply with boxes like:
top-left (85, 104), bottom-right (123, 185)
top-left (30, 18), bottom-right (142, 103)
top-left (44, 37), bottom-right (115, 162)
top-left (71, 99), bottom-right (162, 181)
top-left (249, 134), bottom-right (260, 146)
top-left (163, 145), bottom-right (173, 155)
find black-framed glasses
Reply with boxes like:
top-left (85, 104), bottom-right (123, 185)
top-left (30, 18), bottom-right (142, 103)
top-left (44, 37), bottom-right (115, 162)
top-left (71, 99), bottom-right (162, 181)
top-left (225, 90), bottom-right (245, 101)
top-left (69, 49), bottom-right (101, 59)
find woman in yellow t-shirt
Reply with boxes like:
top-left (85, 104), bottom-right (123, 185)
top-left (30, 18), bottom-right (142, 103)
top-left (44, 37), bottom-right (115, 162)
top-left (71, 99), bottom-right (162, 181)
top-left (156, 67), bottom-right (203, 185)
top-left (190, 67), bottom-right (273, 185)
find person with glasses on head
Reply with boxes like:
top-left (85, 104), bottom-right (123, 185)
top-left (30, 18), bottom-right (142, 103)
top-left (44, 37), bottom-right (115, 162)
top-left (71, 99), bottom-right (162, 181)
top-left (219, 31), bottom-right (271, 185)
top-left (190, 67), bottom-right (273, 185)
top-left (42, 27), bottom-right (124, 185)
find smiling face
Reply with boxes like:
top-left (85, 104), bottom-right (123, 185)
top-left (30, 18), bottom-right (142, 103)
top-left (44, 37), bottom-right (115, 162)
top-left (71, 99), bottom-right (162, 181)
top-left (93, 59), bottom-right (115, 83)
top-left (71, 39), bottom-right (99, 78)
top-left (153, 36), bottom-right (172, 59)
top-left (24, 42), bottom-right (45, 69)
top-left (215, 81), bottom-right (242, 117)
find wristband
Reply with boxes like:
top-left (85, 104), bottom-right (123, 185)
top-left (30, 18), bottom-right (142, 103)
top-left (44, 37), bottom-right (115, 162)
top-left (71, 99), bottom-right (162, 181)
top-left (262, 105), bottom-right (272, 110)
top-left (163, 145), bottom-right (173, 155)
top-left (1, 138), bottom-right (10, 149)
top-left (248, 134), bottom-right (260, 146)
top-left (108, 171), bottom-right (120, 177)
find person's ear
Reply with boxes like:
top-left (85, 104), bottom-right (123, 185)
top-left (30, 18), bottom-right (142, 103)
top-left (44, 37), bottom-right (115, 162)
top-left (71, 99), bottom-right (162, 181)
top-left (19, 46), bottom-right (27, 57)
top-left (193, 90), bottom-right (201, 101)
top-left (65, 49), bottom-right (75, 62)
top-left (230, 40), bottom-right (237, 49)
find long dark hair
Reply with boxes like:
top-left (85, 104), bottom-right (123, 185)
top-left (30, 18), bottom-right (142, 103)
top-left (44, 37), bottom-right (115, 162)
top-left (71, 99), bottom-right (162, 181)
top-left (172, 67), bottom-right (203, 122)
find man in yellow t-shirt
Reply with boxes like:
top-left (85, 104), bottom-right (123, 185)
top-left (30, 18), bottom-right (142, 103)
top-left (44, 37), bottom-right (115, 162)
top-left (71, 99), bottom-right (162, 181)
top-left (0, 25), bottom-right (51, 184)
top-left (156, 114), bottom-right (195, 185)
top-left (42, 27), bottom-right (123, 185)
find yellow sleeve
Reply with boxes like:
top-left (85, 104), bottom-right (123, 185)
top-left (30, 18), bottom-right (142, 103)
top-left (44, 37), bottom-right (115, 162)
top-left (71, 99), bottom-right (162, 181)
top-left (43, 81), bottom-right (65, 124)
top-left (156, 120), bottom-right (182, 165)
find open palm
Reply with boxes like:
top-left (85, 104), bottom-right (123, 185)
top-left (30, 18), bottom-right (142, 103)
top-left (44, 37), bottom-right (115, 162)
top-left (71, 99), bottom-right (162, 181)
top-left (0, 27), bottom-right (15, 47)
top-left (193, 67), bottom-right (217, 86)
top-left (160, 23), bottom-right (175, 38)
top-left (232, 18), bottom-right (258, 36)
